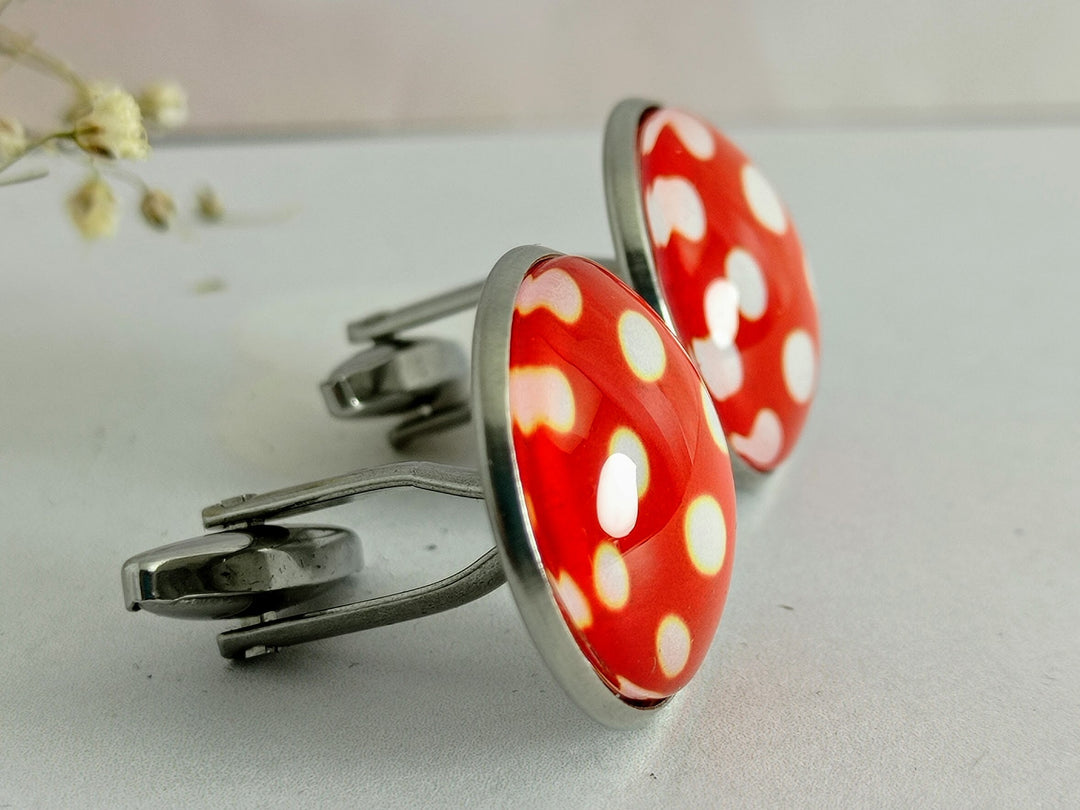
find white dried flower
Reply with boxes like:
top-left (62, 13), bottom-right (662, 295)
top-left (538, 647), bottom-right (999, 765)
top-left (196, 186), bottom-right (225, 222)
top-left (67, 175), bottom-right (117, 239)
top-left (138, 81), bottom-right (188, 130)
top-left (72, 85), bottom-right (150, 160)
top-left (0, 117), bottom-right (27, 163)
top-left (140, 188), bottom-right (176, 230)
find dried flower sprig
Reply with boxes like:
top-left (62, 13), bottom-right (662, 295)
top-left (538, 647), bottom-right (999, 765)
top-left (0, 7), bottom-right (221, 239)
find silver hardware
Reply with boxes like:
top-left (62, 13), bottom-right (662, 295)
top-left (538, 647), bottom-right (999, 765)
top-left (202, 461), bottom-right (483, 528)
top-left (123, 461), bottom-right (499, 653)
top-left (124, 242), bottom-right (671, 727)
top-left (346, 280), bottom-right (484, 343)
top-left (321, 338), bottom-right (468, 420)
top-left (602, 98), bottom-right (670, 322)
top-left (217, 548), bottom-right (502, 659)
top-left (325, 284), bottom-right (480, 444)
top-left (122, 524), bottom-right (363, 620)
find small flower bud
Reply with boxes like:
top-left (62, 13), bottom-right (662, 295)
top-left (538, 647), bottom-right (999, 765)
top-left (72, 86), bottom-right (150, 161)
top-left (196, 186), bottom-right (225, 222)
top-left (138, 81), bottom-right (188, 130)
top-left (140, 188), bottom-right (176, 230)
top-left (0, 117), bottom-right (27, 163)
top-left (67, 176), bottom-right (117, 239)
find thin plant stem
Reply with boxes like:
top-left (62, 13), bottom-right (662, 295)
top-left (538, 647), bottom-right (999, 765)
top-left (97, 161), bottom-right (150, 193)
top-left (0, 23), bottom-right (87, 91)
top-left (0, 130), bottom-right (73, 174)
top-left (0, 167), bottom-right (48, 187)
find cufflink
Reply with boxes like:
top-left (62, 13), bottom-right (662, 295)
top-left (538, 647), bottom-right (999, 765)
top-left (326, 99), bottom-right (820, 470)
top-left (123, 246), bottom-right (736, 729)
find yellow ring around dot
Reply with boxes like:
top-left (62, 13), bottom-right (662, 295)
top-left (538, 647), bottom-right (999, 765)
top-left (684, 494), bottom-right (727, 576)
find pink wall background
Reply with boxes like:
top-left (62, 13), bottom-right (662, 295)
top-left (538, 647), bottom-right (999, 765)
top-left (4, 0), bottom-right (1080, 133)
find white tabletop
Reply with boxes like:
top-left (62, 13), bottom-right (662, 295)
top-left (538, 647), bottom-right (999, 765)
top-left (1, 122), bottom-right (1077, 807)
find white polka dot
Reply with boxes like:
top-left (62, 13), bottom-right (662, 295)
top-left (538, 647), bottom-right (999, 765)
top-left (551, 570), bottom-right (592, 629)
top-left (616, 675), bottom-right (668, 702)
top-left (730, 408), bottom-right (784, 469)
top-left (657, 615), bottom-right (691, 678)
top-left (596, 453), bottom-right (639, 538)
top-left (704, 278), bottom-right (740, 349)
top-left (609, 427), bottom-right (650, 496)
top-left (515, 267), bottom-right (583, 323)
top-left (618, 310), bottom-right (667, 382)
top-left (645, 176), bottom-right (707, 248)
top-left (741, 164), bottom-right (788, 235)
top-left (783, 329), bottom-right (816, 404)
top-left (594, 542), bottom-right (630, 610)
top-left (640, 109), bottom-right (716, 160)
top-left (509, 366), bottom-right (575, 435)
top-left (692, 338), bottom-right (743, 401)
top-left (684, 495), bottom-right (727, 576)
top-left (725, 248), bottom-right (767, 320)
top-left (700, 384), bottom-right (729, 455)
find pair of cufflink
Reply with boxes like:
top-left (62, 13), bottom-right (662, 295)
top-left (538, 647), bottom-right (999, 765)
top-left (122, 98), bottom-right (821, 729)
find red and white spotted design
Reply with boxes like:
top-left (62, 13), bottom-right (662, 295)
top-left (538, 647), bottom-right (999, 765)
top-left (637, 107), bottom-right (821, 470)
top-left (509, 255), bottom-right (737, 701)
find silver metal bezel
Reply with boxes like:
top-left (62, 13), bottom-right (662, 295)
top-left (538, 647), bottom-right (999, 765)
top-left (602, 98), bottom-right (671, 326)
top-left (472, 244), bottom-right (669, 729)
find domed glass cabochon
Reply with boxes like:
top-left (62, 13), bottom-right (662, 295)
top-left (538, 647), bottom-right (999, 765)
top-left (473, 246), bottom-right (736, 728)
top-left (605, 99), bottom-right (821, 471)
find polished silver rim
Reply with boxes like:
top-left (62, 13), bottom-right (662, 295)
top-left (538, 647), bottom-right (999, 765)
top-left (602, 97), bottom-right (672, 326)
top-left (472, 244), bottom-right (669, 729)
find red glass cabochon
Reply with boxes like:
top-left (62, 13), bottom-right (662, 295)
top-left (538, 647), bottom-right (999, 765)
top-left (507, 255), bottom-right (736, 701)
top-left (636, 107), bottom-right (820, 470)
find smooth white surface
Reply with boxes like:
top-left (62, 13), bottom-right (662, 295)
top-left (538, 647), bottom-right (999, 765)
top-left (1, 123), bottom-right (1078, 807)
